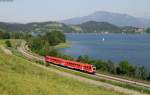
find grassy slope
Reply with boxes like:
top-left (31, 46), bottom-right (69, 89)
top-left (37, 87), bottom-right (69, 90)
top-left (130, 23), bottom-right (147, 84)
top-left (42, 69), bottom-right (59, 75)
top-left (0, 40), bottom-right (124, 95)
top-left (55, 41), bottom-right (71, 49)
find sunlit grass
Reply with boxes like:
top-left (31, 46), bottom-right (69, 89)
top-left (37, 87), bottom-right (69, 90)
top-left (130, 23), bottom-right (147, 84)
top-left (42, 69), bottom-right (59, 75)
top-left (55, 41), bottom-right (71, 49)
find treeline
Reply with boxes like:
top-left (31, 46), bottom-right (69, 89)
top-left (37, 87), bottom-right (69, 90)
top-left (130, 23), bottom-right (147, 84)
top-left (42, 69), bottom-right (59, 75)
top-left (27, 31), bottom-right (66, 56)
top-left (0, 30), bottom-right (10, 39)
top-left (76, 55), bottom-right (150, 81)
top-left (0, 29), bottom-right (72, 60)
top-left (145, 28), bottom-right (150, 33)
top-left (0, 29), bottom-right (31, 39)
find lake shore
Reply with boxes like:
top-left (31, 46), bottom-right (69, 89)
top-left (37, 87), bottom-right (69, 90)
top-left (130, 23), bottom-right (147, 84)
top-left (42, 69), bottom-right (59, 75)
top-left (55, 41), bottom-right (71, 49)
top-left (60, 33), bottom-right (150, 71)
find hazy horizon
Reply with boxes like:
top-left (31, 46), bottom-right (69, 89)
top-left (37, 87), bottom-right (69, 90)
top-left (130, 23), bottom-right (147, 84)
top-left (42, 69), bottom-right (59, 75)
top-left (0, 0), bottom-right (150, 23)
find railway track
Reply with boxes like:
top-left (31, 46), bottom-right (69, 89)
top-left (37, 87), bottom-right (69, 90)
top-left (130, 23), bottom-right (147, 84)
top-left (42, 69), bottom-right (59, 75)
top-left (17, 41), bottom-right (150, 95)
top-left (95, 73), bottom-right (150, 88)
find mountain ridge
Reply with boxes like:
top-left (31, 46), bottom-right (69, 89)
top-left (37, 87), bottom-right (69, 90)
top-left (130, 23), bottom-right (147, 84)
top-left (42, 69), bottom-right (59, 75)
top-left (62, 11), bottom-right (150, 28)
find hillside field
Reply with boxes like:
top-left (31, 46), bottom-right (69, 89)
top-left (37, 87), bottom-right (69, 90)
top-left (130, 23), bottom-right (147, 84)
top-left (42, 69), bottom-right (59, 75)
top-left (0, 40), bottom-right (125, 95)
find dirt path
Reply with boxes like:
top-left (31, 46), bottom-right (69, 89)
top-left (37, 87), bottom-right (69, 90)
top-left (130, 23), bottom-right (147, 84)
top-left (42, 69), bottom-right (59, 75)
top-left (17, 41), bottom-right (148, 95)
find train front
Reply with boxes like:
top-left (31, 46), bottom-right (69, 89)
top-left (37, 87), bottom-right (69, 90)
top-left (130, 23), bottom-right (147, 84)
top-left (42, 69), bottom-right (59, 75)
top-left (92, 65), bottom-right (96, 74)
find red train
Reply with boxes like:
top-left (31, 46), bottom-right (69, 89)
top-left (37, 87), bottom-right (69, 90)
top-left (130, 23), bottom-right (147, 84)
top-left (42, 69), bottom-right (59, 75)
top-left (45, 56), bottom-right (96, 74)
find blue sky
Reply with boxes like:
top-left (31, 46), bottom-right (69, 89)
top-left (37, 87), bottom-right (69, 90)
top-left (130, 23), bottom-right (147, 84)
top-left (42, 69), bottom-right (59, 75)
top-left (0, 0), bottom-right (150, 23)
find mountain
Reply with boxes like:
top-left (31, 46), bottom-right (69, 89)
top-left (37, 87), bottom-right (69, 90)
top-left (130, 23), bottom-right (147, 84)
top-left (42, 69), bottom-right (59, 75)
top-left (62, 11), bottom-right (150, 28)
top-left (75, 21), bottom-right (121, 33)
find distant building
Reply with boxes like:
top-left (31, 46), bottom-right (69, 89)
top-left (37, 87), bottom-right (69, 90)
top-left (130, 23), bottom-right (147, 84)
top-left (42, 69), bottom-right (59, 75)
top-left (122, 26), bottom-right (145, 33)
top-left (135, 28), bottom-right (145, 33)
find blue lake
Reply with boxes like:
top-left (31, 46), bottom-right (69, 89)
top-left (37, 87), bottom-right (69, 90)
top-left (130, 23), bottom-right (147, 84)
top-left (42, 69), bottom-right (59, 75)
top-left (60, 33), bottom-right (150, 70)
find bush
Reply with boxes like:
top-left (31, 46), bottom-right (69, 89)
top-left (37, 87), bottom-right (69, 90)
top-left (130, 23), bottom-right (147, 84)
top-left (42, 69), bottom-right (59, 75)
top-left (45, 31), bottom-right (66, 46)
top-left (138, 66), bottom-right (148, 80)
top-left (117, 60), bottom-right (135, 77)
top-left (5, 40), bottom-right (12, 47)
top-left (145, 28), bottom-right (150, 33)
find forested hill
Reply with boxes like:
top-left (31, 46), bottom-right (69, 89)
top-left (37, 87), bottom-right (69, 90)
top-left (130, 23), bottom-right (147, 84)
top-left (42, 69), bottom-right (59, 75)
top-left (77, 21), bottom-right (121, 33)
top-left (0, 21), bottom-right (74, 33)
top-left (0, 22), bottom-right (29, 32)
top-left (0, 21), bottom-right (149, 33)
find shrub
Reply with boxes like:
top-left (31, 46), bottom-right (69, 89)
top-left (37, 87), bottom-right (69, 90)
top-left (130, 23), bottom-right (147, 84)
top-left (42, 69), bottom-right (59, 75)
top-left (5, 40), bottom-right (12, 47)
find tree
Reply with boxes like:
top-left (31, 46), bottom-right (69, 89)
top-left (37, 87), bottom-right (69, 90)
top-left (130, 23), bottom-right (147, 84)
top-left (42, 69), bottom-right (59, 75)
top-left (138, 66), bottom-right (148, 80)
top-left (10, 32), bottom-right (26, 39)
top-left (58, 54), bottom-right (74, 60)
top-left (0, 31), bottom-right (3, 39)
top-left (38, 42), bottom-right (50, 56)
top-left (94, 60), bottom-right (108, 72)
top-left (45, 31), bottom-right (66, 46)
top-left (145, 28), bottom-right (150, 33)
top-left (76, 55), bottom-right (95, 64)
top-left (2, 32), bottom-right (10, 39)
top-left (147, 74), bottom-right (150, 81)
top-left (117, 60), bottom-right (135, 76)
top-left (5, 40), bottom-right (12, 47)
top-left (107, 60), bottom-right (116, 74)
top-left (27, 37), bottom-right (44, 52)
top-left (77, 55), bottom-right (84, 62)
top-left (47, 47), bottom-right (58, 56)
top-left (0, 31), bottom-right (10, 39)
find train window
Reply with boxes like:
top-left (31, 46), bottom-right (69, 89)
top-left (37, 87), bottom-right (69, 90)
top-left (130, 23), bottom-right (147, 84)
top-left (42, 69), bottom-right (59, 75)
top-left (93, 67), bottom-right (96, 70)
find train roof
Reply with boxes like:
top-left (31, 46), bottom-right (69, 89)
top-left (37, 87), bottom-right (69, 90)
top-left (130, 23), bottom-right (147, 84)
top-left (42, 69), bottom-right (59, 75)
top-left (65, 60), bottom-right (93, 66)
top-left (45, 56), bottom-right (94, 66)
